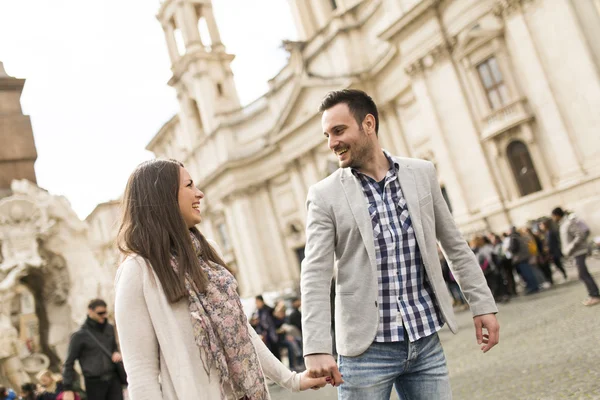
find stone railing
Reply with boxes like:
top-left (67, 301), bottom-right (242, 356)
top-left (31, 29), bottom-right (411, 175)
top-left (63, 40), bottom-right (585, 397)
top-left (481, 98), bottom-right (532, 140)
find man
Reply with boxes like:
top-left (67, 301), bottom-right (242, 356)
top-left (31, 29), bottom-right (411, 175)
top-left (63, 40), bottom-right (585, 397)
top-left (539, 219), bottom-right (567, 281)
top-left (287, 297), bottom-right (302, 333)
top-left (254, 295), bottom-right (280, 359)
top-left (62, 299), bottom-right (124, 400)
top-left (301, 89), bottom-right (499, 399)
top-left (551, 207), bottom-right (600, 306)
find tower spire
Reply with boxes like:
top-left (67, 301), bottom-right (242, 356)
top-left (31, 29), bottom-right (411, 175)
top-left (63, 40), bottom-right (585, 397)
top-left (158, 0), bottom-right (240, 134)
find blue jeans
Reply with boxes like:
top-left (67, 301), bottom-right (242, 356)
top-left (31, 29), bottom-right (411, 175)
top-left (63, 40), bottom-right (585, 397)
top-left (338, 332), bottom-right (451, 400)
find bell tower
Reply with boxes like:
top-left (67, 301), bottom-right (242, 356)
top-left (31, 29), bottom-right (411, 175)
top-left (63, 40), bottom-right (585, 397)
top-left (0, 62), bottom-right (37, 198)
top-left (158, 0), bottom-right (240, 135)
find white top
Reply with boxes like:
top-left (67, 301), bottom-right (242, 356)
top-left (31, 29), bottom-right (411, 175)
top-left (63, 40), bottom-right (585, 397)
top-left (115, 254), bottom-right (300, 400)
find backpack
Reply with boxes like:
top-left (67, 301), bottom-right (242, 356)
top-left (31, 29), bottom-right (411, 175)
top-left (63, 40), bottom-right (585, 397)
top-left (575, 218), bottom-right (590, 239)
top-left (527, 237), bottom-right (538, 256)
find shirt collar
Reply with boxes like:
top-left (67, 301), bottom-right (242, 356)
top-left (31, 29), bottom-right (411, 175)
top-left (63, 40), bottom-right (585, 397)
top-left (351, 150), bottom-right (399, 179)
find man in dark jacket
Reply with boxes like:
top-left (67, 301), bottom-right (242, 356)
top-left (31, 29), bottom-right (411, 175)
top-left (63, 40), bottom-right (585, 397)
top-left (61, 299), bottom-right (123, 400)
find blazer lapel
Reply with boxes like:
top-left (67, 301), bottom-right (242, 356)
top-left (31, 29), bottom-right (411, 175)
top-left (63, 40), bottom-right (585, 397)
top-left (395, 160), bottom-right (427, 256)
top-left (340, 169), bottom-right (377, 270)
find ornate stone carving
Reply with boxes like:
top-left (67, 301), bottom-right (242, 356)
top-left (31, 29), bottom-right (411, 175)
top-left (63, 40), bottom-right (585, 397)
top-left (404, 42), bottom-right (455, 77)
top-left (493, 0), bottom-right (537, 17)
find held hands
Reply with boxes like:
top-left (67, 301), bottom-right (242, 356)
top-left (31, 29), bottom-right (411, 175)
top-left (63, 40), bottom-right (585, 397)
top-left (298, 371), bottom-right (330, 391)
top-left (473, 313), bottom-right (500, 353)
top-left (304, 353), bottom-right (344, 389)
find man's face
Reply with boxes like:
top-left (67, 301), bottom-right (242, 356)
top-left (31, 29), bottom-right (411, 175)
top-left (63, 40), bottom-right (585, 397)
top-left (255, 299), bottom-right (264, 310)
top-left (88, 306), bottom-right (108, 324)
top-left (322, 103), bottom-right (374, 169)
top-left (292, 299), bottom-right (301, 309)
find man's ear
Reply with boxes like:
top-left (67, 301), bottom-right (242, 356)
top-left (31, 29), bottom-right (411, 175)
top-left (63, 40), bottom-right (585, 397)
top-left (362, 114), bottom-right (376, 135)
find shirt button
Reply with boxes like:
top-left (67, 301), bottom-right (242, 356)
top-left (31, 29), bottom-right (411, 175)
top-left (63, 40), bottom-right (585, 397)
top-left (375, 301), bottom-right (378, 307)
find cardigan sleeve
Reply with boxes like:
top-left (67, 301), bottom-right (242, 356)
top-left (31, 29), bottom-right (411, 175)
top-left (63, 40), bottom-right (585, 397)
top-left (115, 258), bottom-right (162, 399)
top-left (248, 322), bottom-right (300, 392)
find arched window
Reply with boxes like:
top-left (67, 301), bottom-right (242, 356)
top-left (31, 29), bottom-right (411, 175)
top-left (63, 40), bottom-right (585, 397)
top-left (507, 140), bottom-right (542, 196)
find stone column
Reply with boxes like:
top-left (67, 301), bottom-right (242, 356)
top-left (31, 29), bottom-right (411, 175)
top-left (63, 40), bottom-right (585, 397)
top-left (502, 6), bottom-right (584, 184)
top-left (223, 195), bottom-right (269, 296)
top-left (175, 3), bottom-right (202, 49)
top-left (201, 5), bottom-right (224, 51)
top-left (299, 152), bottom-right (322, 188)
top-left (408, 66), bottom-right (470, 218)
top-left (258, 186), bottom-right (299, 285)
top-left (380, 103), bottom-right (411, 157)
top-left (288, 0), bottom-right (317, 40)
top-left (163, 22), bottom-right (180, 63)
top-left (191, 76), bottom-right (217, 133)
top-left (176, 89), bottom-right (203, 143)
top-left (287, 160), bottom-right (308, 223)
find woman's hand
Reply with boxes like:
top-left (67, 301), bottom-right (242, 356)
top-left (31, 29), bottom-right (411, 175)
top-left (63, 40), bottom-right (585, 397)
top-left (298, 370), bottom-right (330, 391)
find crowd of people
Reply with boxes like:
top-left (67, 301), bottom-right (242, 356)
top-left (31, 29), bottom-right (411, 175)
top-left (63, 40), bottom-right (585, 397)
top-left (249, 295), bottom-right (305, 373)
top-left (1, 370), bottom-right (68, 400)
top-left (443, 207), bottom-right (600, 309)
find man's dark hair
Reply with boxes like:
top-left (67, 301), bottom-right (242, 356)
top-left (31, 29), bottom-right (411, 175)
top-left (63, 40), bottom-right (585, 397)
top-left (88, 298), bottom-right (107, 310)
top-left (255, 295), bottom-right (264, 302)
top-left (0, 387), bottom-right (7, 396)
top-left (318, 89), bottom-right (379, 135)
top-left (551, 207), bottom-right (565, 218)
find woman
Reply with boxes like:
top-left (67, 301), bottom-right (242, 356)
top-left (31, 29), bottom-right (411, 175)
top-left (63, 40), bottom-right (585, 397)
top-left (35, 370), bottom-right (63, 400)
top-left (114, 160), bottom-right (328, 399)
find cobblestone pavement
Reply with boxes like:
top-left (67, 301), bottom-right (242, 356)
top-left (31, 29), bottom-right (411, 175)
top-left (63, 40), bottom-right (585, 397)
top-left (271, 259), bottom-right (600, 400)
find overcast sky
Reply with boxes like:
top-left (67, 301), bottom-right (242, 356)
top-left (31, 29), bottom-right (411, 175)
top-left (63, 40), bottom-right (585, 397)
top-left (0, 0), bottom-right (297, 219)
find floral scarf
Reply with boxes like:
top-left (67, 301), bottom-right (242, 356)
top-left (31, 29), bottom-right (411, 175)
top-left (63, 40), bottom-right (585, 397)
top-left (170, 232), bottom-right (269, 400)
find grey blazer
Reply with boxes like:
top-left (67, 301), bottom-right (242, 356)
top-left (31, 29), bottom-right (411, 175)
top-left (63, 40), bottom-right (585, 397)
top-left (300, 156), bottom-right (497, 357)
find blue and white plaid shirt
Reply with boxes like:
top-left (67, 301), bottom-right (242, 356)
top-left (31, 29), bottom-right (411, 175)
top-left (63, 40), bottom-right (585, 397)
top-left (352, 152), bottom-right (444, 342)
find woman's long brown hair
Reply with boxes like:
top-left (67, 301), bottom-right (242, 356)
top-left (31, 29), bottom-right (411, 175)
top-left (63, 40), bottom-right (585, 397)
top-left (117, 159), bottom-right (231, 303)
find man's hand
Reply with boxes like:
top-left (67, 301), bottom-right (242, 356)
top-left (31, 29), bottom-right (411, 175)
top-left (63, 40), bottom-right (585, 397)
top-left (61, 391), bottom-right (75, 400)
top-left (112, 352), bottom-right (122, 363)
top-left (473, 313), bottom-right (499, 353)
top-left (305, 354), bottom-right (344, 387)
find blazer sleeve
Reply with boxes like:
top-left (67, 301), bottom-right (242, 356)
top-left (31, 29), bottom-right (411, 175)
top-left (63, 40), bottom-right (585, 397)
top-left (427, 162), bottom-right (498, 316)
top-left (114, 258), bottom-right (162, 399)
top-left (300, 186), bottom-right (336, 356)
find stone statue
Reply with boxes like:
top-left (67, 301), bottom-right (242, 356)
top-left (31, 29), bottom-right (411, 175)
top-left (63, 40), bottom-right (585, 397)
top-left (0, 179), bottom-right (115, 387)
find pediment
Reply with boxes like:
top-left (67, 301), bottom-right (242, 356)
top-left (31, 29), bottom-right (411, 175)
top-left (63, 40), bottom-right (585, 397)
top-left (454, 17), bottom-right (504, 59)
top-left (272, 81), bottom-right (347, 137)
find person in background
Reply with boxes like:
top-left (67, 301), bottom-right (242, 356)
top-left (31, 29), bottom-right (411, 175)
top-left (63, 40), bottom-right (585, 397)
top-left (539, 219), bottom-right (568, 281)
top-left (509, 227), bottom-right (539, 295)
top-left (501, 232), bottom-right (518, 296)
top-left (19, 383), bottom-right (37, 400)
top-left (255, 295), bottom-right (280, 360)
top-left (0, 387), bottom-right (17, 400)
top-left (551, 207), bottom-right (600, 306)
top-left (35, 370), bottom-right (63, 400)
top-left (287, 297), bottom-right (302, 333)
top-left (61, 299), bottom-right (123, 400)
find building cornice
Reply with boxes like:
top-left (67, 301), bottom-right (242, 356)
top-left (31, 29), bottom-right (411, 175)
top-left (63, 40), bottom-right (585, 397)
top-left (378, 0), bottom-right (438, 42)
top-left (146, 114), bottom-right (179, 151)
top-left (404, 40), bottom-right (455, 77)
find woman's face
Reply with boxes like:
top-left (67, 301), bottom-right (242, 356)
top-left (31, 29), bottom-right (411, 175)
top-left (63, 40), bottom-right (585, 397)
top-left (177, 167), bottom-right (204, 228)
top-left (39, 374), bottom-right (52, 386)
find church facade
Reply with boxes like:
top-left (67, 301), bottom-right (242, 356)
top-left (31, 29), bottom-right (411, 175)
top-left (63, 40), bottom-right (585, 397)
top-left (143, 0), bottom-right (600, 297)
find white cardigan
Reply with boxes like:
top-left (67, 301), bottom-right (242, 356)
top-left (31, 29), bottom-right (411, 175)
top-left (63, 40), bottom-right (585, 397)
top-left (114, 254), bottom-right (300, 400)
